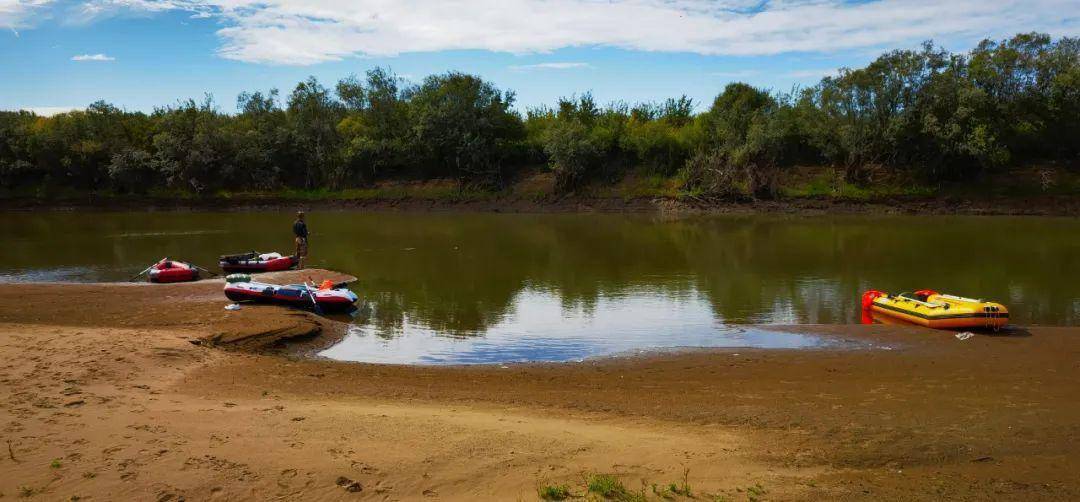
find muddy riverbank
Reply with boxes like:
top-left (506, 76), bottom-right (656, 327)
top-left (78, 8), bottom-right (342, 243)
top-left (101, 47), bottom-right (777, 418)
top-left (3, 192), bottom-right (1080, 216)
top-left (1, 274), bottom-right (1078, 500)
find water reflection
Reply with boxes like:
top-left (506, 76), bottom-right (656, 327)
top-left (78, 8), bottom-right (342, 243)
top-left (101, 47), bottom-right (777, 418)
top-left (3, 211), bottom-right (1079, 360)
top-left (321, 288), bottom-right (835, 364)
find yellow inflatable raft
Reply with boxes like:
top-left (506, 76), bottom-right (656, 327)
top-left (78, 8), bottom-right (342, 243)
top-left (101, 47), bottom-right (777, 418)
top-left (862, 289), bottom-right (1008, 329)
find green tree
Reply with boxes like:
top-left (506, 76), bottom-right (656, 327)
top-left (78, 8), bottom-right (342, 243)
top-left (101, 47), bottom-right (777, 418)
top-left (106, 148), bottom-right (156, 193)
top-left (287, 77), bottom-right (344, 188)
top-left (409, 72), bottom-right (524, 186)
top-left (233, 89), bottom-right (291, 189)
top-left (336, 68), bottom-right (412, 183)
top-left (150, 95), bottom-right (233, 194)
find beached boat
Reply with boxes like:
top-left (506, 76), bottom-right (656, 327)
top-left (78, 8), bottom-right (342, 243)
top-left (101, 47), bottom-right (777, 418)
top-left (219, 251), bottom-right (298, 273)
top-left (862, 289), bottom-right (1008, 329)
top-left (223, 274), bottom-right (357, 313)
top-left (147, 258), bottom-right (200, 283)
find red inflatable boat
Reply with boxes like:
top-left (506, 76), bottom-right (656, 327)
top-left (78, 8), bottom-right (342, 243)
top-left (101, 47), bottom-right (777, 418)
top-left (147, 258), bottom-right (200, 283)
top-left (219, 252), bottom-right (298, 274)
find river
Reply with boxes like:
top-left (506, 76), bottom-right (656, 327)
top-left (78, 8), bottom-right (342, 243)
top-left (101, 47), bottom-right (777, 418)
top-left (4, 211), bottom-right (1078, 363)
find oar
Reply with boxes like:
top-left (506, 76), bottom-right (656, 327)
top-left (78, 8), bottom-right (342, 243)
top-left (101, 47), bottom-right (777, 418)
top-left (192, 264), bottom-right (219, 277)
top-left (128, 259), bottom-right (160, 282)
top-left (128, 266), bottom-right (152, 282)
top-left (304, 277), bottom-right (323, 315)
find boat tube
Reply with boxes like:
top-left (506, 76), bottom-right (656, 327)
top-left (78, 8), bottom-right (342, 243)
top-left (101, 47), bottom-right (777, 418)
top-left (147, 258), bottom-right (199, 283)
top-left (219, 251), bottom-right (298, 274)
top-left (223, 274), bottom-right (357, 313)
top-left (862, 289), bottom-right (1008, 329)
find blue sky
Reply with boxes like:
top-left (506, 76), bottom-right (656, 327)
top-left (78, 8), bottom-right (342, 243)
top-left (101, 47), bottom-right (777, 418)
top-left (2, 0), bottom-right (1077, 114)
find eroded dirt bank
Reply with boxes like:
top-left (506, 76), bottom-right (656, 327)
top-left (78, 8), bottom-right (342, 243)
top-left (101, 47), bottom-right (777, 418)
top-left (3, 192), bottom-right (1080, 216)
top-left (1, 274), bottom-right (1078, 500)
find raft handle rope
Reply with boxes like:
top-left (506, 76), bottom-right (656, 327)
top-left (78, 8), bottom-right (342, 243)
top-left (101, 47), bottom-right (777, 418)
top-left (897, 295), bottom-right (946, 310)
top-left (984, 305), bottom-right (1003, 332)
top-left (941, 293), bottom-right (982, 303)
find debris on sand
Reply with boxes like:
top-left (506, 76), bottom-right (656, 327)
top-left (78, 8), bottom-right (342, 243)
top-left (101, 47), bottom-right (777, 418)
top-left (336, 476), bottom-right (362, 492)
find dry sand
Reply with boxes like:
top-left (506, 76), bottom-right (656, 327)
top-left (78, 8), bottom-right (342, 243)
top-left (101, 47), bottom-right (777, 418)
top-left (1, 270), bottom-right (1078, 500)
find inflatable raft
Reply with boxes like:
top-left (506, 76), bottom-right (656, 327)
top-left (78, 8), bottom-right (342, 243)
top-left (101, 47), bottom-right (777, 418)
top-left (147, 258), bottom-right (199, 283)
top-left (219, 252), bottom-right (298, 274)
top-left (862, 289), bottom-right (1008, 329)
top-left (223, 274), bottom-right (357, 313)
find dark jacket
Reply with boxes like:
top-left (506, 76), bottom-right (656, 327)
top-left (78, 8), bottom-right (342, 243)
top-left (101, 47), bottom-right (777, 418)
top-left (293, 220), bottom-right (308, 239)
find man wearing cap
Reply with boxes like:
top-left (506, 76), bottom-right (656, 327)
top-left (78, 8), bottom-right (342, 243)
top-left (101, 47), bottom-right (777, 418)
top-left (293, 211), bottom-right (309, 269)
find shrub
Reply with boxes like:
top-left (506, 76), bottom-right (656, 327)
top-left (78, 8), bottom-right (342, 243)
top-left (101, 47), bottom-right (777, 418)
top-left (544, 120), bottom-right (601, 192)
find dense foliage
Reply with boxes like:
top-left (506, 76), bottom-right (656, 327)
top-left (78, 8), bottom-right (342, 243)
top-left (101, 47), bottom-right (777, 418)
top-left (1, 33), bottom-right (1076, 197)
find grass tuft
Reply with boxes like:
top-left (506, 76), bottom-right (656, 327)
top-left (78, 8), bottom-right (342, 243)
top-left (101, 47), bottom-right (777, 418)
top-left (746, 483), bottom-right (767, 502)
top-left (585, 474), bottom-right (647, 501)
top-left (537, 483), bottom-right (571, 500)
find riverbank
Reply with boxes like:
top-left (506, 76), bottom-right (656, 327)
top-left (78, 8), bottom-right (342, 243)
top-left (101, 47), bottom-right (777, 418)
top-left (3, 168), bottom-right (1079, 216)
top-left (1, 273), bottom-right (1078, 500)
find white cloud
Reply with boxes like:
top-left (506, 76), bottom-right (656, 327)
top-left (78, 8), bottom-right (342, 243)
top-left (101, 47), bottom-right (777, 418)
top-left (47, 0), bottom-right (1080, 65)
top-left (18, 106), bottom-right (81, 116)
top-left (508, 62), bottom-right (592, 71)
top-left (71, 52), bottom-right (115, 61)
top-left (0, 0), bottom-right (53, 30)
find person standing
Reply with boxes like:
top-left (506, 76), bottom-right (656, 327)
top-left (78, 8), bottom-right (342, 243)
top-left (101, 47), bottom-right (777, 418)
top-left (293, 211), bottom-right (309, 269)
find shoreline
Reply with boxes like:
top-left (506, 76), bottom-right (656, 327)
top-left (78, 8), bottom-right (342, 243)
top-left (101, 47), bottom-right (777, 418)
top-left (2, 192), bottom-right (1080, 216)
top-left (1, 273), bottom-right (1078, 499)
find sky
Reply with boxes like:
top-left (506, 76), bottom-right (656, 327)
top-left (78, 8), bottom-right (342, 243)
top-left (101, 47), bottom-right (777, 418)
top-left (2, 0), bottom-right (1078, 115)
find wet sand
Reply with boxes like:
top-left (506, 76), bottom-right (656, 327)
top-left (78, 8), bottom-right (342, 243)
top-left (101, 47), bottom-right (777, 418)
top-left (1, 271), bottom-right (1078, 500)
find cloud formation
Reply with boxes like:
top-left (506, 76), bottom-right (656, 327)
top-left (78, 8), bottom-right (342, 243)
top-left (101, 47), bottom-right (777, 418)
top-left (20, 105), bottom-right (80, 115)
top-left (509, 62), bottom-right (592, 71)
top-left (0, 0), bottom-right (53, 30)
top-left (26, 0), bottom-right (1080, 65)
top-left (71, 52), bottom-right (114, 60)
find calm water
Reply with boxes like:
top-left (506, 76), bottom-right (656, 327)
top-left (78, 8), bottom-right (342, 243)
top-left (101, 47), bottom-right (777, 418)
top-left (3, 211), bottom-right (1078, 363)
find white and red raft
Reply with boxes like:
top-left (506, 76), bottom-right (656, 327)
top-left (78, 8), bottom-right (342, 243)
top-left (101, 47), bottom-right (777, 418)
top-left (223, 274), bottom-right (358, 313)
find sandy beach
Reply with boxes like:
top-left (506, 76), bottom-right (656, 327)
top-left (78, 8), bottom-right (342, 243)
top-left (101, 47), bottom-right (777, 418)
top-left (1, 270), bottom-right (1078, 500)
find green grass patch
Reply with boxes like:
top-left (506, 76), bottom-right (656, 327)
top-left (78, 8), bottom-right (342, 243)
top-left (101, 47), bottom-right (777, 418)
top-left (537, 483), bottom-right (572, 500)
top-left (586, 474), bottom-right (646, 501)
top-left (781, 170), bottom-right (937, 200)
top-left (745, 483), bottom-right (767, 502)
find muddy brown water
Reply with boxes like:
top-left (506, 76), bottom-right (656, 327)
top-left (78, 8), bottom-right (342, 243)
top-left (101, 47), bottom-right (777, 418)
top-left (3, 211), bottom-right (1078, 363)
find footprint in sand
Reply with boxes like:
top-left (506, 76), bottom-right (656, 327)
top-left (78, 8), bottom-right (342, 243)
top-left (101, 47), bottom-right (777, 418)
top-left (277, 468), bottom-right (298, 487)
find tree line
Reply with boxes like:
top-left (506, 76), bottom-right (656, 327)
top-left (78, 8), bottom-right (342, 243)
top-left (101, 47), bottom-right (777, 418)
top-left (1, 33), bottom-right (1076, 198)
